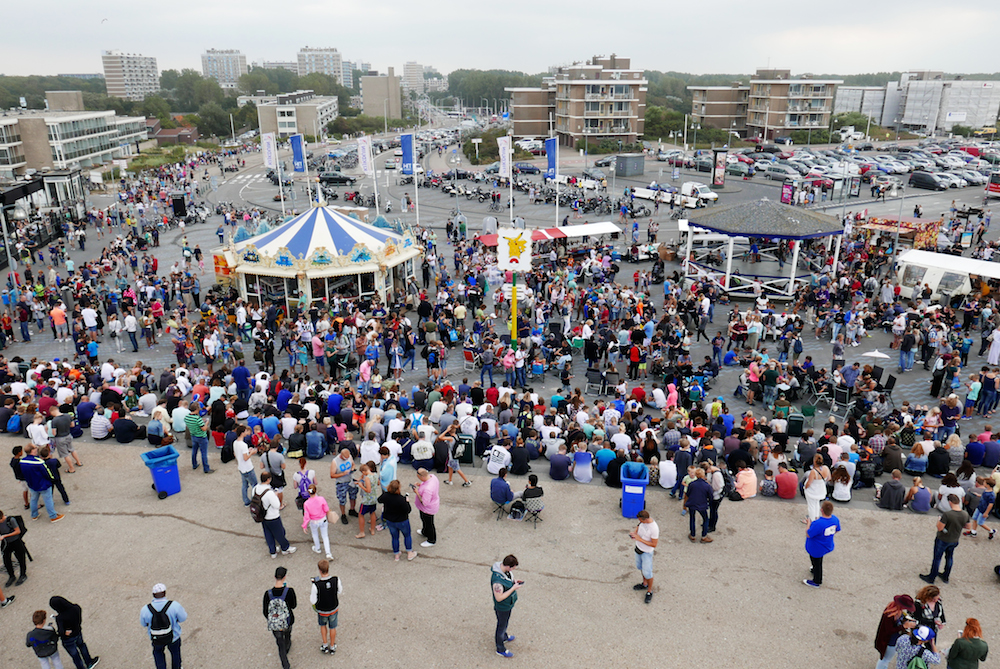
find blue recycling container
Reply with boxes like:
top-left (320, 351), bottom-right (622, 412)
top-left (141, 445), bottom-right (181, 499)
top-left (620, 464), bottom-right (650, 518)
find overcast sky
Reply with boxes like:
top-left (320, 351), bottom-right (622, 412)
top-left (4, 0), bottom-right (998, 77)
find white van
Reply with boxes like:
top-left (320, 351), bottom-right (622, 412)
top-left (896, 249), bottom-right (1000, 303)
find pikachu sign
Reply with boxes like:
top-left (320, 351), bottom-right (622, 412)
top-left (496, 228), bottom-right (532, 271)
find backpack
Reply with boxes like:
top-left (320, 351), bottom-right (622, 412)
top-left (6, 413), bottom-right (21, 434)
top-left (508, 499), bottom-right (525, 520)
top-left (297, 472), bottom-right (312, 501)
top-left (266, 587), bottom-right (291, 632)
top-left (220, 442), bottom-right (235, 463)
top-left (719, 469), bottom-right (736, 501)
top-left (147, 601), bottom-right (174, 647)
top-left (249, 486), bottom-right (266, 523)
top-left (793, 338), bottom-right (803, 354)
top-left (906, 649), bottom-right (929, 669)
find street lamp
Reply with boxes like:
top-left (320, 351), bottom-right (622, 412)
top-left (893, 118), bottom-right (900, 143)
top-left (692, 124), bottom-right (700, 151)
top-left (481, 97), bottom-right (489, 115)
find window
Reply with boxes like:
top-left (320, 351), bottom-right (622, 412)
top-left (585, 101), bottom-right (601, 112)
top-left (938, 272), bottom-right (966, 295)
top-left (900, 265), bottom-right (926, 288)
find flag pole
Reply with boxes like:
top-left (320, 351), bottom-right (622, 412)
top-left (508, 131), bottom-right (514, 227)
top-left (555, 139), bottom-right (559, 226)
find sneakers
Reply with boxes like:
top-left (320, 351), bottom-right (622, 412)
top-left (340, 514), bottom-right (348, 525)
top-left (15, 575), bottom-right (26, 586)
top-left (325, 644), bottom-right (337, 654)
top-left (443, 480), bottom-right (453, 485)
top-left (87, 658), bottom-right (100, 668)
top-left (919, 573), bottom-right (936, 584)
top-left (3, 577), bottom-right (13, 588)
top-left (271, 553), bottom-right (277, 559)
top-left (644, 591), bottom-right (653, 604)
top-left (321, 644), bottom-right (328, 653)
top-left (632, 583), bottom-right (647, 591)
top-left (505, 635), bottom-right (515, 643)
top-left (204, 469), bottom-right (216, 474)
top-left (281, 547), bottom-right (297, 555)
top-left (312, 547), bottom-right (322, 554)
top-left (348, 509), bottom-right (359, 517)
top-left (803, 579), bottom-right (820, 588)
top-left (462, 481), bottom-right (472, 487)
top-left (50, 514), bottom-right (64, 523)
top-left (325, 553), bottom-right (333, 560)
top-left (497, 650), bottom-right (514, 658)
top-left (415, 529), bottom-right (423, 536)
top-left (420, 541), bottom-right (435, 547)
top-left (0, 595), bottom-right (13, 607)
top-left (964, 530), bottom-right (978, 537)
top-left (990, 529), bottom-right (996, 540)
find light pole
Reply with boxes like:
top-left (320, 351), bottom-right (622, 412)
top-left (893, 118), bottom-right (900, 143)
top-left (481, 97), bottom-right (489, 115)
top-left (692, 124), bottom-right (700, 152)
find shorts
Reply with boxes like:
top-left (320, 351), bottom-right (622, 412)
top-left (973, 509), bottom-right (988, 524)
top-left (205, 355), bottom-right (215, 363)
top-left (749, 382), bottom-right (762, 394)
top-left (634, 550), bottom-right (653, 579)
top-left (966, 398), bottom-right (976, 409)
top-left (359, 503), bottom-right (376, 516)
top-left (428, 361), bottom-right (440, 369)
top-left (317, 610), bottom-right (339, 628)
top-left (335, 480), bottom-right (358, 504)
top-left (316, 356), bottom-right (325, 367)
top-left (53, 436), bottom-right (74, 458)
top-left (447, 458), bottom-right (460, 471)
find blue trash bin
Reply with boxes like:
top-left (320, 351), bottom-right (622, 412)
top-left (141, 445), bottom-right (181, 499)
top-left (621, 463), bottom-right (649, 518)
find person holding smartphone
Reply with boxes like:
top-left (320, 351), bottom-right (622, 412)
top-left (491, 554), bottom-right (522, 658)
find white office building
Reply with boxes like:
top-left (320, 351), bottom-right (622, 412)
top-left (201, 49), bottom-right (248, 90)
top-left (403, 62), bottom-right (424, 94)
top-left (297, 47), bottom-right (343, 83)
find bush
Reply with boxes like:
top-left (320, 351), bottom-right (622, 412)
top-left (574, 138), bottom-right (644, 154)
top-left (789, 129), bottom-right (831, 145)
top-left (462, 128), bottom-right (532, 165)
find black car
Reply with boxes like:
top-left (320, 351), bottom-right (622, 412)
top-left (908, 171), bottom-right (947, 191)
top-left (442, 169), bottom-right (472, 180)
top-left (856, 143), bottom-right (875, 152)
top-left (513, 162), bottom-right (540, 174)
top-left (593, 155), bottom-right (616, 167)
top-left (318, 172), bottom-right (356, 185)
top-left (694, 158), bottom-right (713, 173)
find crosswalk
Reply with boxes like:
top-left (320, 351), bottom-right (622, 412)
top-left (226, 173), bottom-right (268, 184)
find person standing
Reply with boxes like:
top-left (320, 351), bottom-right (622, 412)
top-left (263, 566), bottom-right (296, 669)
top-left (329, 448), bottom-right (358, 525)
top-left (1, 508), bottom-right (27, 586)
top-left (26, 608), bottom-right (64, 669)
top-left (630, 510), bottom-right (659, 604)
top-left (139, 584), bottom-right (187, 669)
top-left (48, 596), bottom-right (99, 669)
top-left (683, 468), bottom-right (713, 544)
top-left (20, 445), bottom-right (64, 523)
top-left (378, 480), bottom-right (417, 561)
top-left (803, 500), bottom-right (841, 588)
top-left (253, 472), bottom-right (297, 558)
top-left (413, 468), bottom-right (440, 548)
top-left (920, 493), bottom-right (970, 584)
top-left (184, 406), bottom-right (215, 474)
top-left (233, 425), bottom-right (257, 507)
top-left (301, 484), bottom-right (332, 560)
top-left (310, 559), bottom-right (342, 655)
top-left (491, 554), bottom-right (522, 658)
top-left (948, 618), bottom-right (989, 669)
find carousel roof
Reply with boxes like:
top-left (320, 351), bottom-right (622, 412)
top-left (234, 206), bottom-right (403, 259)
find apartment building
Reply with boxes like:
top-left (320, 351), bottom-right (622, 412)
top-left (361, 68), bottom-right (402, 119)
top-left (341, 62), bottom-right (355, 90)
top-left (256, 90), bottom-right (339, 139)
top-left (201, 49), bottom-right (248, 90)
top-left (833, 86), bottom-right (886, 119)
top-left (744, 69), bottom-right (842, 141)
top-left (403, 62), bottom-right (424, 94)
top-left (686, 84), bottom-right (749, 135)
top-left (0, 107), bottom-right (147, 178)
top-left (878, 71), bottom-right (1000, 133)
top-left (101, 50), bottom-right (159, 101)
top-left (507, 55), bottom-right (646, 147)
top-left (297, 47), bottom-right (343, 83)
top-left (256, 61), bottom-right (298, 72)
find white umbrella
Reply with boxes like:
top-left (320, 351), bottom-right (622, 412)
top-left (860, 349), bottom-right (890, 360)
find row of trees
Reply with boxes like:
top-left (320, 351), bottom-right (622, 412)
top-left (435, 69), bottom-right (544, 107)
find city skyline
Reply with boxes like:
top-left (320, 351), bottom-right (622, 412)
top-left (3, 0), bottom-right (1000, 78)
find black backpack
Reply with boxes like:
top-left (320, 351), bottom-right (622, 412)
top-left (719, 469), bottom-right (737, 501)
top-left (147, 601), bottom-right (174, 647)
top-left (220, 442), bottom-right (235, 464)
top-left (249, 487), bottom-right (266, 523)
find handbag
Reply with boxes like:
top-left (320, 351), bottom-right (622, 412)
top-left (265, 452), bottom-right (287, 488)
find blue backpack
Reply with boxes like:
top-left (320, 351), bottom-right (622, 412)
top-left (6, 413), bottom-right (21, 434)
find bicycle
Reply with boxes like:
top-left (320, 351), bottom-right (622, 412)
top-left (488, 201), bottom-right (502, 213)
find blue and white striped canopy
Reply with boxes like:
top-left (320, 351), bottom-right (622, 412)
top-left (235, 206), bottom-right (403, 259)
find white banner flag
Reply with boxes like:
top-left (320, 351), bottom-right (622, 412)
top-left (497, 135), bottom-right (512, 178)
top-left (261, 132), bottom-right (277, 169)
top-left (357, 136), bottom-right (374, 176)
top-left (496, 228), bottom-right (532, 270)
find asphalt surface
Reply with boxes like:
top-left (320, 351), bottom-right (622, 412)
top-left (2, 132), bottom-right (998, 667)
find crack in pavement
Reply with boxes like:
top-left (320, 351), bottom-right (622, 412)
top-left (73, 510), bottom-right (616, 584)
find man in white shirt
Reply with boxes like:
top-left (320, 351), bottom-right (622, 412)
top-left (429, 400), bottom-right (448, 424)
top-left (611, 431), bottom-right (632, 452)
top-left (233, 425), bottom-right (257, 506)
top-left (252, 473), bottom-right (296, 557)
top-left (100, 361), bottom-right (116, 383)
top-left (81, 307), bottom-right (99, 332)
top-left (171, 400), bottom-right (192, 449)
top-left (123, 312), bottom-right (139, 352)
top-left (487, 443), bottom-right (512, 475)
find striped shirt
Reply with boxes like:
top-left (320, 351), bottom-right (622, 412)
top-left (184, 413), bottom-right (207, 438)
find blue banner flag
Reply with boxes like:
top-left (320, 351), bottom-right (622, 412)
top-left (544, 138), bottom-right (557, 179)
top-left (401, 133), bottom-right (414, 175)
top-left (290, 134), bottom-right (305, 173)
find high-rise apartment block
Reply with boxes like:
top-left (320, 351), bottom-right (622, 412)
top-left (403, 62), bottom-right (424, 94)
top-left (507, 55), bottom-right (647, 147)
top-left (201, 49), bottom-right (248, 90)
top-left (101, 50), bottom-right (159, 101)
top-left (297, 47), bottom-right (343, 83)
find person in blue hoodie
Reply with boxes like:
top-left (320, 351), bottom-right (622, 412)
top-left (20, 445), bottom-right (62, 523)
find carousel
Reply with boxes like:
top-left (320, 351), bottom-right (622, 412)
top-left (214, 204), bottom-right (422, 314)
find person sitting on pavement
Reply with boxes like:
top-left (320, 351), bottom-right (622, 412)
top-left (878, 469), bottom-right (907, 511)
top-left (490, 467), bottom-right (514, 510)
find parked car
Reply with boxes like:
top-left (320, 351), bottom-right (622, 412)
top-left (593, 155), bottom-right (616, 167)
top-left (513, 162), bottom-right (540, 174)
top-left (908, 171), bottom-right (948, 191)
top-left (582, 167), bottom-right (606, 181)
top-left (725, 163), bottom-right (749, 177)
top-left (694, 158), bottom-right (713, 173)
top-left (318, 172), bottom-right (357, 185)
top-left (763, 164), bottom-right (800, 180)
top-left (774, 137), bottom-right (794, 145)
top-left (483, 162), bottom-right (500, 174)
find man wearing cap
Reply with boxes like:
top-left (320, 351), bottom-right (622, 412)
top-left (920, 493), bottom-right (970, 584)
top-left (263, 566), bottom-right (297, 669)
top-left (140, 584), bottom-right (187, 669)
top-left (894, 625), bottom-right (941, 668)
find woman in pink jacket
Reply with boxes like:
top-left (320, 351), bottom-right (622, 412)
top-left (412, 468), bottom-right (440, 548)
top-left (302, 483), bottom-right (333, 559)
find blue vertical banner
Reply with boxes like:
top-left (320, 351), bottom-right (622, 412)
top-left (544, 138), bottom-right (557, 179)
top-left (290, 134), bottom-right (305, 172)
top-left (401, 133), bottom-right (414, 175)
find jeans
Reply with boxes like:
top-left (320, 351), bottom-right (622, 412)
top-left (689, 507), bottom-right (709, 538)
top-left (3, 539), bottom-right (26, 578)
top-left (929, 537), bottom-right (958, 579)
top-left (128, 331), bottom-right (139, 351)
top-left (505, 369), bottom-right (515, 387)
top-left (386, 519), bottom-right (412, 553)
top-left (30, 486), bottom-right (57, 520)
top-left (494, 609), bottom-right (512, 653)
top-left (876, 643), bottom-right (898, 669)
top-left (480, 363), bottom-right (494, 384)
top-left (713, 347), bottom-right (723, 368)
top-left (240, 469), bottom-right (257, 506)
top-left (262, 517), bottom-right (290, 554)
top-left (152, 638), bottom-right (182, 669)
top-left (272, 629), bottom-right (291, 669)
top-left (419, 510), bottom-right (437, 544)
top-left (515, 367), bottom-right (526, 388)
top-left (191, 435), bottom-right (210, 472)
top-left (402, 350), bottom-right (416, 370)
top-left (810, 555), bottom-right (824, 584)
top-left (20, 321), bottom-right (30, 341)
top-left (236, 386), bottom-right (250, 403)
top-left (37, 655), bottom-right (64, 669)
top-left (63, 632), bottom-right (95, 669)
top-left (900, 349), bottom-right (914, 371)
top-left (936, 426), bottom-right (956, 442)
